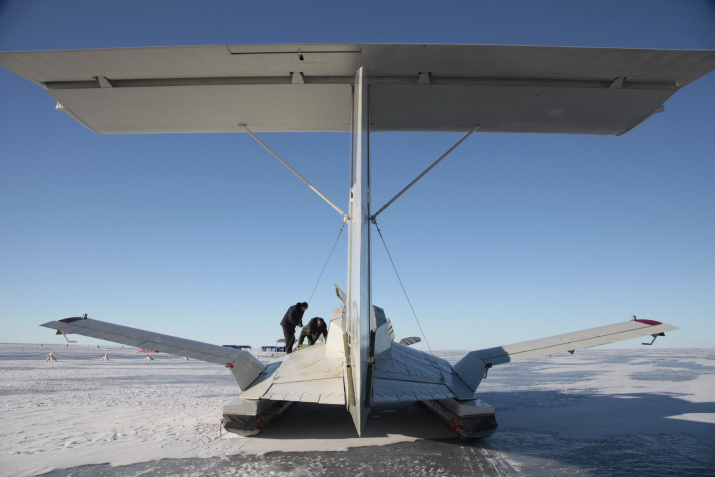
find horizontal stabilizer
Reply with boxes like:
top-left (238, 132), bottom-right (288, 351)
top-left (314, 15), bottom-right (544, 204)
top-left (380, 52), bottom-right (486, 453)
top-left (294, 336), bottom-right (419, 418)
top-left (454, 318), bottom-right (679, 391)
top-left (240, 343), bottom-right (345, 404)
top-left (40, 317), bottom-right (265, 389)
top-left (373, 342), bottom-right (474, 402)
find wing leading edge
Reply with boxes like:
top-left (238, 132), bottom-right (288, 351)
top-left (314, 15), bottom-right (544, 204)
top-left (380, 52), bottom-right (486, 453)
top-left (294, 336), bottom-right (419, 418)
top-left (40, 317), bottom-right (265, 389)
top-left (454, 318), bottom-right (679, 391)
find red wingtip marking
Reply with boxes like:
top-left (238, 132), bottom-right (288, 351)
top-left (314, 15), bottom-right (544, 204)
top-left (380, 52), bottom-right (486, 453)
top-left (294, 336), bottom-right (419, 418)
top-left (634, 319), bottom-right (663, 326)
top-left (59, 317), bottom-right (84, 324)
top-left (225, 363), bottom-right (234, 368)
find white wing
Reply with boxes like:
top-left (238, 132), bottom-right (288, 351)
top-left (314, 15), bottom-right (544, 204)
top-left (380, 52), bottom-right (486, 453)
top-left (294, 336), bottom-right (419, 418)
top-left (1, 44), bottom-right (713, 134)
top-left (454, 318), bottom-right (679, 390)
top-left (40, 316), bottom-right (265, 390)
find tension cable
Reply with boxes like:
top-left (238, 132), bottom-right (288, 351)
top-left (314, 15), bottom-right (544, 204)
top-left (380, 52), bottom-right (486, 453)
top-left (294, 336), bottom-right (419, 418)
top-left (307, 221), bottom-right (347, 304)
top-left (372, 219), bottom-right (446, 382)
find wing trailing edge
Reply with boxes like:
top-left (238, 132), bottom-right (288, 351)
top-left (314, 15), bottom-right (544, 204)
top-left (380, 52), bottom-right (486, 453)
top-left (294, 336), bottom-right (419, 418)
top-left (40, 316), bottom-right (265, 390)
top-left (454, 318), bottom-right (679, 391)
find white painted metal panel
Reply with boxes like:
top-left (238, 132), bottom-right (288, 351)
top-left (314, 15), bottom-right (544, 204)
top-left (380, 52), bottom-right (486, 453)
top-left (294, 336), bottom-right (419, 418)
top-left (374, 342), bottom-right (452, 382)
top-left (261, 378), bottom-right (345, 405)
top-left (0, 45), bottom-right (357, 82)
top-left (240, 344), bottom-right (346, 405)
top-left (51, 84), bottom-right (352, 133)
top-left (40, 317), bottom-right (264, 389)
top-left (370, 84), bottom-right (673, 134)
top-left (372, 306), bottom-right (392, 359)
top-left (226, 44), bottom-right (362, 76)
top-left (325, 306), bottom-right (347, 358)
top-left (239, 371), bottom-right (276, 400)
top-left (454, 320), bottom-right (679, 390)
top-left (346, 67), bottom-right (371, 434)
top-left (269, 344), bottom-right (344, 383)
top-left (372, 379), bottom-right (454, 403)
top-left (4, 44), bottom-right (712, 87)
top-left (2, 44), bottom-right (713, 134)
top-left (373, 342), bottom-right (474, 400)
top-left (477, 322), bottom-right (679, 362)
top-left (358, 44), bottom-right (715, 82)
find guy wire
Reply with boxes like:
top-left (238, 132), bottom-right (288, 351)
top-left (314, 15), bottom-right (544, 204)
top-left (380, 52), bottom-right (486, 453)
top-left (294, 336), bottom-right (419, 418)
top-left (308, 222), bottom-right (346, 304)
top-left (372, 219), bottom-right (446, 383)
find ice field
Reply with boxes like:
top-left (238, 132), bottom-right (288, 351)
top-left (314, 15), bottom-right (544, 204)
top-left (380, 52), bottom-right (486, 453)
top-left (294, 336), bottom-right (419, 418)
top-left (1, 345), bottom-right (713, 476)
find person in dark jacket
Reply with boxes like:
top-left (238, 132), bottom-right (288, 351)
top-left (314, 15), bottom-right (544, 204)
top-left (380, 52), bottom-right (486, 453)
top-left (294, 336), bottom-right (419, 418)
top-left (298, 317), bottom-right (328, 346)
top-left (280, 302), bottom-right (307, 354)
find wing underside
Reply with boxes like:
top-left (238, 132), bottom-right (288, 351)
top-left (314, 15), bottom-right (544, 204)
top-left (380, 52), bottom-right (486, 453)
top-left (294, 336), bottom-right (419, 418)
top-left (1, 44), bottom-right (713, 134)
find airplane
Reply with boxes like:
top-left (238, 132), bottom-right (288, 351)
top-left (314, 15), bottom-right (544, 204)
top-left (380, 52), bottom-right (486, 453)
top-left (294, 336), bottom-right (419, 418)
top-left (2, 43), bottom-right (714, 438)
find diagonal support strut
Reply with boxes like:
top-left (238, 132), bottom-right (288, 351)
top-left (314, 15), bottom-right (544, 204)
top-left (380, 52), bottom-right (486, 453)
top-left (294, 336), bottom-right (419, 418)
top-left (371, 124), bottom-right (480, 221)
top-left (240, 125), bottom-right (349, 222)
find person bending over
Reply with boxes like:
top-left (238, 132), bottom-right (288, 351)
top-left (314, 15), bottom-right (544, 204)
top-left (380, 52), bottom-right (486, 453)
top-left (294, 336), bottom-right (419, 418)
top-left (298, 317), bottom-right (328, 346)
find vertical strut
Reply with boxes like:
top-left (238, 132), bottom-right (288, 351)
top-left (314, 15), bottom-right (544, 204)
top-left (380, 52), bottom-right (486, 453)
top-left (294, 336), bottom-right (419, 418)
top-left (346, 66), bottom-right (371, 435)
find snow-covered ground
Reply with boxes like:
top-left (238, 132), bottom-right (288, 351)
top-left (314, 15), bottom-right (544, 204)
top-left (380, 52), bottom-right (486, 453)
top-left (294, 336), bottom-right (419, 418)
top-left (1, 345), bottom-right (713, 476)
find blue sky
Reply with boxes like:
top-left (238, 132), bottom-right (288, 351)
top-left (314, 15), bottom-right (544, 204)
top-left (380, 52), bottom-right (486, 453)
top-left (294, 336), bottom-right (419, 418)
top-left (1, 0), bottom-right (714, 350)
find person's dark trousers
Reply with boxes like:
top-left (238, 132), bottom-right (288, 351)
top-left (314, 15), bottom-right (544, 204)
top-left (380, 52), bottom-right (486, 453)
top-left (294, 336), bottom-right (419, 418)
top-left (282, 325), bottom-right (296, 354)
